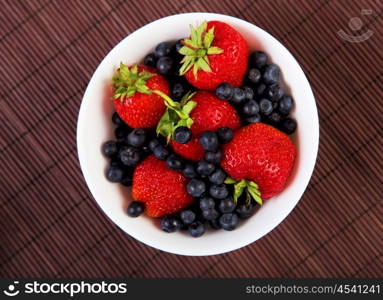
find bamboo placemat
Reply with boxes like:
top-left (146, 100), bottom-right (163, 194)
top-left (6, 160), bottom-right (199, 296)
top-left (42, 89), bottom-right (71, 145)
top-left (0, 0), bottom-right (382, 278)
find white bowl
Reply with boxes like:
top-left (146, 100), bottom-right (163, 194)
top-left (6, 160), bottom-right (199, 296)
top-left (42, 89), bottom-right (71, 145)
top-left (77, 13), bottom-right (319, 256)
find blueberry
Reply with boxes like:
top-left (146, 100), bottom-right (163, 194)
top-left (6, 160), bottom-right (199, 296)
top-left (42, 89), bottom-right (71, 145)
top-left (156, 56), bottom-right (173, 75)
top-left (208, 168), bottom-right (227, 185)
top-left (243, 86), bottom-right (254, 100)
top-left (143, 53), bottom-right (157, 67)
top-left (174, 126), bottom-right (192, 144)
top-left (259, 98), bottom-right (273, 116)
top-left (199, 131), bottom-right (219, 151)
top-left (120, 175), bottom-right (133, 187)
top-left (102, 141), bottom-right (118, 158)
top-left (268, 112), bottom-right (282, 124)
top-left (174, 39), bottom-right (184, 54)
top-left (142, 145), bottom-right (151, 153)
top-left (180, 209), bottom-right (196, 225)
top-left (247, 68), bottom-right (262, 84)
top-left (245, 113), bottom-right (261, 124)
top-left (230, 88), bottom-right (246, 104)
top-left (217, 127), bottom-right (233, 144)
top-left (166, 154), bottom-right (184, 170)
top-left (280, 118), bottom-right (297, 134)
top-left (160, 215), bottom-right (181, 233)
top-left (215, 82), bottom-right (234, 100)
top-left (106, 166), bottom-right (124, 182)
top-left (127, 129), bottom-right (147, 148)
top-left (172, 82), bottom-right (186, 99)
top-left (263, 64), bottom-right (280, 84)
top-left (127, 201), bottom-right (144, 217)
top-left (153, 144), bottom-right (169, 160)
top-left (149, 138), bottom-right (160, 151)
top-left (112, 112), bottom-right (124, 126)
top-left (219, 213), bottom-right (239, 231)
top-left (236, 204), bottom-right (256, 219)
top-left (110, 158), bottom-right (122, 168)
top-left (182, 163), bottom-right (197, 179)
top-left (209, 219), bottom-right (222, 230)
top-left (187, 179), bottom-right (206, 197)
top-left (278, 96), bottom-right (294, 115)
top-left (202, 208), bottom-right (219, 221)
top-left (249, 51), bottom-right (268, 69)
top-left (209, 184), bottom-right (229, 200)
top-left (119, 146), bottom-right (141, 166)
top-left (256, 83), bottom-right (267, 97)
top-left (114, 126), bottom-right (129, 140)
top-left (242, 100), bottom-right (260, 116)
top-left (219, 198), bottom-right (236, 213)
top-left (188, 221), bottom-right (205, 237)
top-left (199, 197), bottom-right (215, 210)
top-left (154, 42), bottom-right (172, 58)
top-left (266, 83), bottom-right (284, 101)
top-left (204, 150), bottom-right (222, 164)
top-left (196, 160), bottom-right (215, 176)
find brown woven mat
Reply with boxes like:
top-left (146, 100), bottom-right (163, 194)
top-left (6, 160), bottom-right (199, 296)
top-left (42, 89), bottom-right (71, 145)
top-left (0, 0), bottom-right (382, 278)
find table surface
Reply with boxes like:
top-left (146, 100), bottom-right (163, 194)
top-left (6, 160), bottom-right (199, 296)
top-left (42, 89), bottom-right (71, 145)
top-left (0, 0), bottom-right (382, 278)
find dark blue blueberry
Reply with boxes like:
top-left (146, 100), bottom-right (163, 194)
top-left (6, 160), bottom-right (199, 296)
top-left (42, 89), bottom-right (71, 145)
top-left (174, 39), bottom-right (184, 54)
top-left (199, 131), bottom-right (219, 151)
top-left (182, 163), bottom-right (197, 179)
top-left (215, 82), bottom-right (234, 100)
top-left (112, 112), bottom-right (124, 126)
top-left (187, 179), bottom-right (206, 197)
top-left (256, 83), bottom-right (267, 97)
top-left (153, 144), bottom-right (169, 160)
top-left (142, 144), bottom-right (151, 154)
top-left (120, 175), bottom-right (133, 187)
top-left (160, 215), bottom-right (181, 233)
top-left (236, 203), bottom-right (257, 219)
top-left (278, 96), bottom-right (294, 115)
top-left (259, 98), bottom-right (273, 116)
top-left (219, 213), bottom-right (239, 231)
top-left (172, 82), bottom-right (186, 99)
top-left (202, 208), bottom-right (219, 221)
top-left (119, 146), bottom-right (141, 166)
top-left (156, 56), bottom-right (173, 75)
top-left (106, 166), bottom-right (124, 182)
top-left (174, 126), bottom-right (192, 144)
top-left (199, 197), bottom-right (215, 210)
top-left (209, 184), bottom-right (229, 200)
top-left (127, 129), bottom-right (147, 148)
top-left (242, 99), bottom-right (260, 116)
top-left (230, 88), bottom-right (246, 104)
top-left (217, 127), bottom-right (233, 144)
top-left (249, 51), bottom-right (268, 69)
top-left (268, 112), bottom-right (282, 124)
top-left (166, 154), bottom-right (184, 170)
top-left (280, 118), bottom-right (297, 134)
top-left (102, 141), bottom-right (118, 158)
top-left (209, 219), bottom-right (222, 230)
top-left (266, 83), bottom-right (284, 102)
top-left (114, 126), bottom-right (129, 140)
top-left (219, 198), bottom-right (236, 213)
top-left (196, 160), bottom-right (215, 176)
top-left (154, 42), bottom-right (172, 58)
top-left (247, 68), bottom-right (262, 84)
top-left (243, 86), bottom-right (254, 100)
top-left (263, 64), bottom-right (280, 84)
top-left (245, 113), bottom-right (261, 124)
top-left (149, 138), bottom-right (160, 151)
top-left (143, 53), bottom-right (157, 67)
top-left (208, 168), bottom-right (227, 185)
top-left (180, 209), bottom-right (196, 225)
top-left (127, 201), bottom-right (144, 217)
top-left (188, 221), bottom-right (205, 237)
top-left (204, 150), bottom-right (222, 164)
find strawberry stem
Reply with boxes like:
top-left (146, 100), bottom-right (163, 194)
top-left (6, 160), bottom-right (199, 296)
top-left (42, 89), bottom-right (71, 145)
top-left (224, 177), bottom-right (263, 205)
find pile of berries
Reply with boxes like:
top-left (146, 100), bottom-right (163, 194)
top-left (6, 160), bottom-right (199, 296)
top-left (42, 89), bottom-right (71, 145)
top-left (101, 21), bottom-right (297, 238)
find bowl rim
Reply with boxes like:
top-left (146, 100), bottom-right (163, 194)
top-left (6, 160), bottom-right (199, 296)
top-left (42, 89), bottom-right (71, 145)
top-left (77, 12), bottom-right (319, 256)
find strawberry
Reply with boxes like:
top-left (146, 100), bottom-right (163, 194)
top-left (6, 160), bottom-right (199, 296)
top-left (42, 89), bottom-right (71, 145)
top-left (179, 21), bottom-right (248, 91)
top-left (156, 91), bottom-right (241, 161)
top-left (113, 63), bottom-right (170, 129)
top-left (132, 155), bottom-right (193, 217)
top-left (221, 123), bottom-right (296, 202)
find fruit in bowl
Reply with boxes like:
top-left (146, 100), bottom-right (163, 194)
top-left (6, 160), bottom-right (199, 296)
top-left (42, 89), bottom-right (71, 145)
top-left (77, 13), bottom-right (318, 256)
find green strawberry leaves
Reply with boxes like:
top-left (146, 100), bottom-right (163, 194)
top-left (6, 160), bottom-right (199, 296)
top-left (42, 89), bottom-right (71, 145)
top-left (224, 177), bottom-right (263, 205)
top-left (179, 21), bottom-right (224, 78)
top-left (155, 91), bottom-right (197, 141)
top-left (112, 63), bottom-right (154, 101)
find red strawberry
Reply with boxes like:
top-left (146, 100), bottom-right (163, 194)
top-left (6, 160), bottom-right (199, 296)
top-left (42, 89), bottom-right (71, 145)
top-left (156, 91), bottom-right (241, 161)
top-left (132, 155), bottom-right (193, 217)
top-left (113, 63), bottom-right (170, 129)
top-left (221, 123), bottom-right (296, 202)
top-left (179, 21), bottom-right (248, 90)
